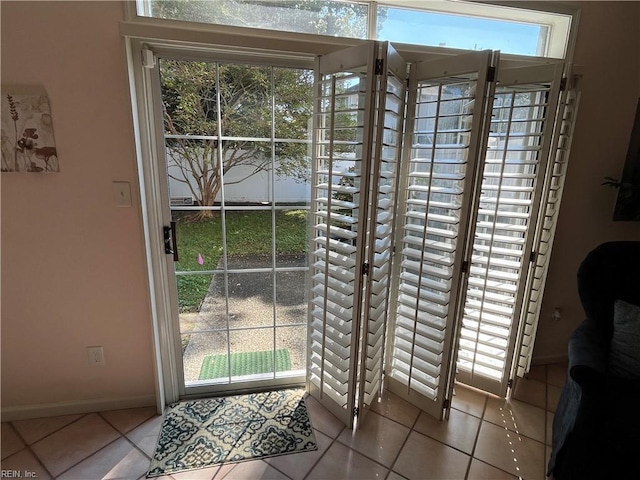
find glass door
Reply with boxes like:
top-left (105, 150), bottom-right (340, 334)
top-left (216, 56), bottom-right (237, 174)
top-left (157, 57), bottom-right (314, 396)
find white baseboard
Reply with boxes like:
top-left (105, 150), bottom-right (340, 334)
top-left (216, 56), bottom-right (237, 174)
top-left (531, 354), bottom-right (569, 366)
top-left (1, 394), bottom-right (157, 422)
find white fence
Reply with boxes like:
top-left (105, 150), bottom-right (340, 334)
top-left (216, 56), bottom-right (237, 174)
top-left (167, 154), bottom-right (354, 205)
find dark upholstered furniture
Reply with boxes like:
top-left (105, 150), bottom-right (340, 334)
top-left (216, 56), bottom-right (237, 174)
top-left (547, 241), bottom-right (640, 479)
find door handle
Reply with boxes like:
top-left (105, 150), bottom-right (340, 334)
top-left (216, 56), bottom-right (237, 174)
top-left (163, 221), bottom-right (179, 262)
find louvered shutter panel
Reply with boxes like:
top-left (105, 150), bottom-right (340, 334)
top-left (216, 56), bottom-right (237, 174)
top-left (386, 51), bottom-right (496, 418)
top-left (456, 63), bottom-right (565, 395)
top-left (358, 44), bottom-right (407, 412)
top-left (515, 84), bottom-right (581, 376)
top-left (309, 43), bottom-right (575, 426)
top-left (307, 43), bottom-right (380, 426)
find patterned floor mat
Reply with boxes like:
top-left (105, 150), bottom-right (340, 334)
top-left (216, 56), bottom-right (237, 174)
top-left (147, 389), bottom-right (316, 477)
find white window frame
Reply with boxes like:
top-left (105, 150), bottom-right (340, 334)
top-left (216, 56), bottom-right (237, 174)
top-left (375, 1), bottom-right (574, 59)
top-left (121, 0), bottom-right (580, 412)
top-left (125, 1), bottom-right (579, 61)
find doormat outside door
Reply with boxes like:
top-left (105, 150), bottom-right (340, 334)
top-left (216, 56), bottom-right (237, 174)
top-left (146, 389), bottom-right (317, 477)
top-left (199, 349), bottom-right (291, 379)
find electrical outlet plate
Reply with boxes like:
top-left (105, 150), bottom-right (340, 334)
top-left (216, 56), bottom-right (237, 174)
top-left (87, 346), bottom-right (105, 366)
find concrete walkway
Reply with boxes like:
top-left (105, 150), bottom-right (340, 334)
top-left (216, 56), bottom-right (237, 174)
top-left (181, 254), bottom-right (308, 384)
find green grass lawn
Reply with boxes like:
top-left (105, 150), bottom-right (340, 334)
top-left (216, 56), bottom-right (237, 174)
top-left (175, 209), bottom-right (308, 312)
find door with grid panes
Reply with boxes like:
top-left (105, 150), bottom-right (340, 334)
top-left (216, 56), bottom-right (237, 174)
top-left (307, 42), bottom-right (567, 426)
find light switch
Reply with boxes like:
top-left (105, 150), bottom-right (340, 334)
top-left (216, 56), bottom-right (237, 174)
top-left (113, 181), bottom-right (132, 207)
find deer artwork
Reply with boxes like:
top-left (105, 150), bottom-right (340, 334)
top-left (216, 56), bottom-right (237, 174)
top-left (16, 127), bottom-right (58, 172)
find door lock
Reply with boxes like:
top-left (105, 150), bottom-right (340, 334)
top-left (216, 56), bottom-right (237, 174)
top-left (163, 221), bottom-right (179, 261)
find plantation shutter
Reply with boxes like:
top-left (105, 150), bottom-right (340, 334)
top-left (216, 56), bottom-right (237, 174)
top-left (385, 51), bottom-right (497, 419)
top-left (515, 83), bottom-right (581, 376)
top-left (307, 42), bottom-right (404, 426)
top-left (357, 44), bottom-right (407, 416)
top-left (309, 42), bottom-right (575, 426)
top-left (456, 63), bottom-right (565, 396)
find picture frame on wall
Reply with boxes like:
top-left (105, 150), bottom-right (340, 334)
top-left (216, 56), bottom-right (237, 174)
top-left (1, 87), bottom-right (59, 173)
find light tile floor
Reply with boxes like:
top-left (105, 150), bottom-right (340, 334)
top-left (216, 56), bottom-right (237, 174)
top-left (1, 363), bottom-right (565, 480)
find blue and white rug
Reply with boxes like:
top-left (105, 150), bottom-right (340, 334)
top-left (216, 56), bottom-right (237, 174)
top-left (147, 389), bottom-right (317, 477)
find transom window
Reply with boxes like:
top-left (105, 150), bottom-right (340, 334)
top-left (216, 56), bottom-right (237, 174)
top-left (135, 0), bottom-right (573, 59)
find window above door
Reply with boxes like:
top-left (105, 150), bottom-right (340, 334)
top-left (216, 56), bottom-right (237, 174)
top-left (133, 0), bottom-right (575, 59)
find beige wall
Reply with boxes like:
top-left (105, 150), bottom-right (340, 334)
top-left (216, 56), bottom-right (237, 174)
top-left (1, 1), bottom-right (639, 416)
top-left (1, 1), bottom-right (155, 414)
top-left (534, 1), bottom-right (640, 361)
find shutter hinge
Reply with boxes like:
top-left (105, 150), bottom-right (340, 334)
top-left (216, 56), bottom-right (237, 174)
top-left (362, 262), bottom-right (370, 276)
top-left (353, 407), bottom-right (359, 418)
top-left (487, 65), bottom-right (496, 82)
top-left (443, 398), bottom-right (450, 409)
top-left (461, 260), bottom-right (469, 274)
top-left (375, 58), bottom-right (384, 75)
top-left (560, 77), bottom-right (568, 91)
top-left (529, 251), bottom-right (537, 263)
top-left (508, 378), bottom-right (514, 388)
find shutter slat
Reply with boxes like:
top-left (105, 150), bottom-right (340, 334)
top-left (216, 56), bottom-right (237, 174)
top-left (313, 248), bottom-right (356, 269)
top-left (315, 223), bottom-right (357, 240)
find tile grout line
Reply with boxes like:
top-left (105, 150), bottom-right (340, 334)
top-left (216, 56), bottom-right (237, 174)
top-left (463, 388), bottom-right (541, 480)
top-left (53, 434), bottom-right (124, 479)
top-left (97, 409), bottom-right (159, 464)
top-left (6, 375), bottom-right (562, 480)
top-left (301, 425), bottom-right (345, 480)
top-left (385, 401), bottom-right (421, 478)
top-left (331, 410), bottom-right (410, 475)
top-left (213, 462), bottom-right (237, 480)
top-left (53, 410), bottom-right (157, 479)
top-left (12, 413), bottom-right (89, 449)
top-left (405, 413), bottom-right (482, 460)
top-left (9, 419), bottom-right (77, 479)
top-left (97, 409), bottom-right (157, 437)
top-left (463, 391), bottom-right (488, 480)
top-left (481, 410), bottom-right (549, 444)
top-left (4, 422), bottom-right (56, 480)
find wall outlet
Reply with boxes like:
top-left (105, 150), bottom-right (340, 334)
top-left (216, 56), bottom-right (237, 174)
top-left (87, 346), bottom-right (105, 366)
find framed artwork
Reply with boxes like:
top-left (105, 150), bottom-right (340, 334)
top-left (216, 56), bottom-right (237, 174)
top-left (1, 89), bottom-right (59, 173)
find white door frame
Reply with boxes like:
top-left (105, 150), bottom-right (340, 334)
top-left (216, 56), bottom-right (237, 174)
top-left (126, 37), bottom-right (181, 408)
top-left (125, 37), bottom-right (319, 408)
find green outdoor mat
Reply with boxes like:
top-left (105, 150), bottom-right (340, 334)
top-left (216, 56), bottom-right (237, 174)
top-left (199, 349), bottom-right (291, 379)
